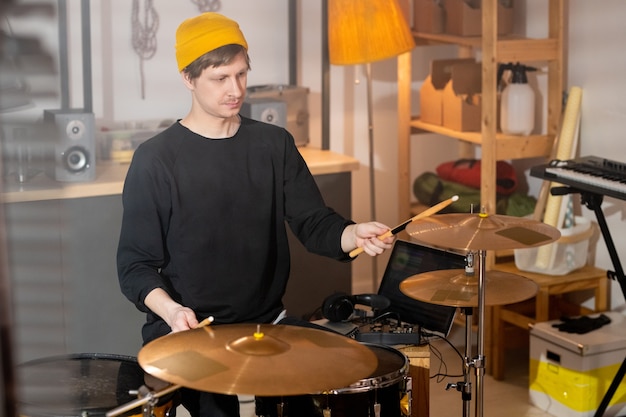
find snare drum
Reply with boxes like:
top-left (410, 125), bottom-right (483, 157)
top-left (256, 343), bottom-right (411, 417)
top-left (18, 353), bottom-right (177, 417)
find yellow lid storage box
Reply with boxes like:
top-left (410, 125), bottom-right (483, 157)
top-left (529, 312), bottom-right (626, 417)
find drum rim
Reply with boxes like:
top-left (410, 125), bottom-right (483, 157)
top-left (19, 352), bottom-right (138, 367)
top-left (325, 343), bottom-right (409, 394)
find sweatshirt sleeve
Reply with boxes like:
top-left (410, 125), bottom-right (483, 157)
top-left (282, 137), bottom-right (354, 260)
top-left (116, 145), bottom-right (173, 312)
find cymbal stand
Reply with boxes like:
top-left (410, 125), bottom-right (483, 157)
top-left (473, 249), bottom-right (487, 417)
top-left (446, 250), bottom-right (477, 417)
top-left (446, 306), bottom-right (473, 417)
top-left (449, 250), bottom-right (487, 417)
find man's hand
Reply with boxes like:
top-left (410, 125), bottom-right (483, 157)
top-left (342, 222), bottom-right (394, 256)
top-left (144, 288), bottom-right (199, 332)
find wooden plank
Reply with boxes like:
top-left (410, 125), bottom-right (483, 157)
top-left (496, 39), bottom-right (560, 63)
top-left (397, 52), bottom-right (413, 221)
top-left (481, 0), bottom-right (498, 217)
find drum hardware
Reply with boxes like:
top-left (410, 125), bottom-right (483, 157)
top-left (405, 212), bottom-right (560, 417)
top-left (405, 211), bottom-right (561, 252)
top-left (444, 306), bottom-right (477, 417)
top-left (137, 323), bottom-right (378, 396)
top-left (106, 383), bottom-right (180, 417)
top-left (399, 268), bottom-right (539, 307)
top-left (400, 248), bottom-right (539, 417)
top-left (255, 343), bottom-right (410, 417)
top-left (400, 376), bottom-right (412, 416)
top-left (108, 316), bottom-right (218, 417)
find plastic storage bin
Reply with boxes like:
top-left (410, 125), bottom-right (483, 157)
top-left (514, 216), bottom-right (593, 276)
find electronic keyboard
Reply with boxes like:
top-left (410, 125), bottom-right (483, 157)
top-left (530, 156), bottom-right (626, 201)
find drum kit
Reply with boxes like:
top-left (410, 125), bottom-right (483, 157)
top-left (17, 210), bottom-right (560, 417)
top-left (402, 211), bottom-right (560, 417)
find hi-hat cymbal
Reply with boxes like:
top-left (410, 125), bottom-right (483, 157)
top-left (400, 269), bottom-right (539, 307)
top-left (138, 324), bottom-right (377, 396)
top-left (406, 212), bottom-right (561, 251)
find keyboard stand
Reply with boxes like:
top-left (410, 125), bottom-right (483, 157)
top-left (551, 185), bottom-right (625, 417)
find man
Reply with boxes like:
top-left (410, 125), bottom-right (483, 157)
top-left (117, 12), bottom-right (394, 416)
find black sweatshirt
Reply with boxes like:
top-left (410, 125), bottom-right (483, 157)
top-left (117, 118), bottom-right (353, 343)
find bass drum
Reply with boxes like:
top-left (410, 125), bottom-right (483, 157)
top-left (256, 343), bottom-right (411, 417)
top-left (17, 353), bottom-right (177, 417)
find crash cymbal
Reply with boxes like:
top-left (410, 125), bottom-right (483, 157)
top-left (138, 324), bottom-right (377, 396)
top-left (400, 269), bottom-right (539, 307)
top-left (406, 212), bottom-right (561, 251)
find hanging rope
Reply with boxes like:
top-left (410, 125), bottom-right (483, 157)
top-left (131, 0), bottom-right (159, 99)
top-left (191, 0), bottom-right (221, 12)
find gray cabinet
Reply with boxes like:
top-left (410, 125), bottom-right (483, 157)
top-left (6, 169), bottom-right (352, 362)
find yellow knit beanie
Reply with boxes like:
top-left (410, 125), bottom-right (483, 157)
top-left (175, 12), bottom-right (248, 72)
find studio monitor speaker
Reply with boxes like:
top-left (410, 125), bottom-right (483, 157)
top-left (44, 109), bottom-right (96, 182)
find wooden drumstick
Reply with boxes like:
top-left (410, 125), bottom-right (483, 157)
top-left (196, 316), bottom-right (214, 328)
top-left (349, 195), bottom-right (459, 258)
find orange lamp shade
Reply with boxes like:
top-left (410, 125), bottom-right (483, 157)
top-left (328, 0), bottom-right (415, 65)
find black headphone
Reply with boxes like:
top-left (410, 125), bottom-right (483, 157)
top-left (322, 292), bottom-right (391, 322)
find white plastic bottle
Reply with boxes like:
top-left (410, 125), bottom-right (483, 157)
top-left (500, 63), bottom-right (536, 136)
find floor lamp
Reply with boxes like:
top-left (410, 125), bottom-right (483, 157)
top-left (327, 0), bottom-right (415, 288)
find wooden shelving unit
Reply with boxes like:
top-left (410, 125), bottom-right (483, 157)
top-left (397, 0), bottom-right (565, 221)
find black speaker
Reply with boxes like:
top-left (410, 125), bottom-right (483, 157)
top-left (322, 292), bottom-right (391, 322)
top-left (44, 109), bottom-right (96, 182)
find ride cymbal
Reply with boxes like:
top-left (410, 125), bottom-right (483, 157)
top-left (400, 269), bottom-right (538, 307)
top-left (406, 212), bottom-right (561, 251)
top-left (138, 324), bottom-right (377, 396)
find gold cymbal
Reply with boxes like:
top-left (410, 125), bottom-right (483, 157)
top-left (400, 269), bottom-right (539, 307)
top-left (138, 324), bottom-right (377, 396)
top-left (406, 212), bottom-right (561, 251)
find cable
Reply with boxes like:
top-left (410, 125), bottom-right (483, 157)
top-left (131, 0), bottom-right (159, 99)
top-left (422, 331), bottom-right (465, 382)
top-left (370, 311), bottom-right (401, 323)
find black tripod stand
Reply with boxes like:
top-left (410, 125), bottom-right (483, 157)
top-left (551, 186), bottom-right (625, 417)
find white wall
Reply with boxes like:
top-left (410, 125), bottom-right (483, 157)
top-left (4, 0), bottom-right (626, 307)
top-left (91, 1), bottom-right (290, 124)
top-left (562, 1), bottom-right (626, 309)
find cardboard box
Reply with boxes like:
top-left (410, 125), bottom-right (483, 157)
top-left (514, 216), bottom-right (594, 276)
top-left (529, 312), bottom-right (626, 417)
top-left (445, 0), bottom-right (514, 37)
top-left (442, 60), bottom-right (482, 131)
top-left (420, 58), bottom-right (475, 126)
top-left (413, 0), bottom-right (445, 33)
top-left (397, 0), bottom-right (412, 28)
